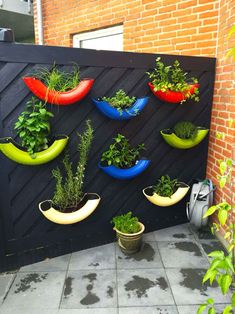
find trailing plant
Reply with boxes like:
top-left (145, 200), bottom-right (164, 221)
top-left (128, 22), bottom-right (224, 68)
top-left (173, 121), bottom-right (198, 140)
top-left (52, 120), bottom-right (93, 211)
top-left (153, 175), bottom-right (179, 197)
top-left (33, 63), bottom-right (80, 92)
top-left (14, 97), bottom-right (54, 158)
top-left (102, 89), bottom-right (136, 113)
top-left (197, 25), bottom-right (235, 314)
top-left (146, 57), bottom-right (199, 102)
top-left (111, 211), bottom-right (141, 234)
top-left (101, 133), bottom-right (145, 168)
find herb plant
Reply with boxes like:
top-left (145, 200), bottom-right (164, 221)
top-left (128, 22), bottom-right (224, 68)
top-left (153, 175), bottom-right (179, 197)
top-left (173, 121), bottom-right (198, 140)
top-left (111, 211), bottom-right (141, 234)
top-left (102, 90), bottom-right (136, 112)
top-left (101, 134), bottom-right (145, 168)
top-left (146, 57), bottom-right (199, 102)
top-left (14, 97), bottom-right (54, 158)
top-left (52, 120), bottom-right (93, 211)
top-left (33, 63), bottom-right (80, 92)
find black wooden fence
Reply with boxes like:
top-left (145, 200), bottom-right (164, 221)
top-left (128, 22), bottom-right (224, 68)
top-left (0, 43), bottom-right (216, 272)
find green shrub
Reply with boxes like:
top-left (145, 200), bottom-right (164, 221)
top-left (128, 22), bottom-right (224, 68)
top-left (14, 97), bottom-right (54, 158)
top-left (33, 63), bottom-right (80, 92)
top-left (102, 89), bottom-right (136, 112)
top-left (153, 175), bottom-right (179, 197)
top-left (173, 121), bottom-right (198, 140)
top-left (101, 134), bottom-right (145, 168)
top-left (146, 57), bottom-right (199, 102)
top-left (52, 120), bottom-right (93, 211)
top-left (111, 211), bottom-right (141, 234)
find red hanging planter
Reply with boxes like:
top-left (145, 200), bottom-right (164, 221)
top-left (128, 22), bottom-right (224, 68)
top-left (22, 77), bottom-right (94, 105)
top-left (148, 82), bottom-right (199, 103)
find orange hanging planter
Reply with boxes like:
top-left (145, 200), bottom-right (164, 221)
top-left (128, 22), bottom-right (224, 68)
top-left (148, 82), bottom-right (199, 103)
top-left (22, 77), bottom-right (94, 105)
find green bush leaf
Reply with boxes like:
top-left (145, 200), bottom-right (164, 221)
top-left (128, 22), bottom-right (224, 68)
top-left (208, 251), bottom-right (224, 259)
top-left (208, 307), bottom-right (215, 314)
top-left (222, 305), bottom-right (233, 314)
top-left (197, 304), bottom-right (207, 314)
top-left (220, 274), bottom-right (232, 294)
top-left (218, 209), bottom-right (228, 226)
top-left (203, 206), bottom-right (218, 218)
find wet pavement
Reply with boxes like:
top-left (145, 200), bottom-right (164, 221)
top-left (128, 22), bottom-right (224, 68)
top-left (0, 223), bottom-right (230, 314)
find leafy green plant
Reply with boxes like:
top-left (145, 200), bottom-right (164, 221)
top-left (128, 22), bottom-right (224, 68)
top-left (153, 175), bottom-right (179, 197)
top-left (102, 89), bottom-right (136, 113)
top-left (33, 63), bottom-right (80, 92)
top-left (146, 57), bottom-right (199, 102)
top-left (173, 121), bottom-right (198, 140)
top-left (14, 97), bottom-right (54, 158)
top-left (52, 120), bottom-right (93, 211)
top-left (197, 25), bottom-right (235, 314)
top-left (111, 211), bottom-right (141, 234)
top-left (101, 134), bottom-right (145, 168)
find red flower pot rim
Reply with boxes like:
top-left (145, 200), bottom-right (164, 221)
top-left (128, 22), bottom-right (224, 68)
top-left (148, 82), bottom-right (199, 103)
top-left (22, 77), bottom-right (94, 105)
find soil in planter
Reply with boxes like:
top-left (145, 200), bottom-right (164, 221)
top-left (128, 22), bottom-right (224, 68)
top-left (145, 182), bottom-right (189, 197)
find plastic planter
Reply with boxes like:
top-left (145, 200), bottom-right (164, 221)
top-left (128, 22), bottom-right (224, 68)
top-left (98, 159), bottom-right (150, 180)
top-left (160, 128), bottom-right (209, 149)
top-left (39, 193), bottom-right (100, 225)
top-left (143, 183), bottom-right (190, 207)
top-left (114, 222), bottom-right (145, 254)
top-left (92, 97), bottom-right (149, 120)
top-left (0, 135), bottom-right (68, 165)
top-left (148, 82), bottom-right (199, 103)
top-left (22, 77), bottom-right (94, 105)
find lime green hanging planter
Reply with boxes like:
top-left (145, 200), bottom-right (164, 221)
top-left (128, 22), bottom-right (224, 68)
top-left (160, 128), bottom-right (209, 149)
top-left (0, 135), bottom-right (68, 165)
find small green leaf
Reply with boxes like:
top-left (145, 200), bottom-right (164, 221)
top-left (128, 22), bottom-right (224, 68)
top-left (220, 274), bottom-right (232, 294)
top-left (219, 161), bottom-right (227, 175)
top-left (206, 298), bottom-right (214, 305)
top-left (197, 304), bottom-right (207, 314)
top-left (208, 251), bottom-right (224, 259)
top-left (218, 209), bottom-right (228, 226)
top-left (219, 176), bottom-right (227, 188)
top-left (203, 206), bottom-right (218, 218)
top-left (208, 307), bottom-right (215, 314)
top-left (222, 305), bottom-right (233, 314)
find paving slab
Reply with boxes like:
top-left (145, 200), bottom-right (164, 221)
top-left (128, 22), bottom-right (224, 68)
top-left (117, 268), bottom-right (175, 307)
top-left (116, 242), bottom-right (163, 269)
top-left (69, 243), bottom-right (116, 270)
top-left (119, 306), bottom-right (178, 313)
top-left (58, 309), bottom-right (118, 314)
top-left (158, 240), bottom-right (209, 268)
top-left (0, 273), bottom-right (15, 304)
top-left (199, 239), bottom-right (227, 256)
top-left (166, 268), bottom-right (231, 305)
top-left (19, 254), bottom-right (71, 272)
top-left (0, 309), bottom-right (58, 314)
top-left (142, 232), bottom-right (156, 242)
top-left (60, 269), bottom-right (117, 309)
top-left (153, 224), bottom-right (195, 242)
top-left (1, 271), bottom-right (65, 309)
top-left (177, 304), bottom-right (231, 314)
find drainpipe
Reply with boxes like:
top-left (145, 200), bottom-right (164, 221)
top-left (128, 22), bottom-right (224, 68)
top-left (36, 0), bottom-right (44, 45)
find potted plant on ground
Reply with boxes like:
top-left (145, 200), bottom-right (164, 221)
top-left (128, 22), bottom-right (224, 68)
top-left (0, 97), bottom-right (68, 165)
top-left (160, 121), bottom-right (209, 149)
top-left (23, 63), bottom-right (94, 105)
top-left (147, 57), bottom-right (199, 104)
top-left (143, 175), bottom-right (190, 206)
top-left (99, 133), bottom-right (150, 179)
top-left (92, 89), bottom-right (149, 120)
top-left (111, 211), bottom-right (145, 254)
top-left (39, 120), bottom-right (101, 224)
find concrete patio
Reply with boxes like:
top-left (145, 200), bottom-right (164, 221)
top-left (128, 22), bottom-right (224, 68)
top-left (0, 223), bottom-right (229, 314)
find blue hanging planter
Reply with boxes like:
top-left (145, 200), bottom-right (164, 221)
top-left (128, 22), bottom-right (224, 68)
top-left (92, 97), bottom-right (149, 120)
top-left (98, 159), bottom-right (150, 179)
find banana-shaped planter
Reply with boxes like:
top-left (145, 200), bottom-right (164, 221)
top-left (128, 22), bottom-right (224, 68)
top-left (148, 82), bottom-right (199, 103)
top-left (39, 193), bottom-right (101, 224)
top-left (99, 159), bottom-right (150, 180)
top-left (23, 77), bottom-right (94, 105)
top-left (143, 184), bottom-right (190, 207)
top-left (92, 97), bottom-right (149, 120)
top-left (0, 135), bottom-right (68, 165)
top-left (160, 128), bottom-right (209, 149)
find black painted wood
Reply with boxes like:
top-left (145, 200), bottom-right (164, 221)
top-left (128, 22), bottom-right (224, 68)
top-left (0, 42), bottom-right (216, 272)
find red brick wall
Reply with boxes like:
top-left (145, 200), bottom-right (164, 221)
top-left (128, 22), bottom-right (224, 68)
top-left (33, 0), bottom-right (235, 205)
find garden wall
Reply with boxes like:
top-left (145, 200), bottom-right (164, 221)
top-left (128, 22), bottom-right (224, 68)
top-left (0, 42), bottom-right (215, 271)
